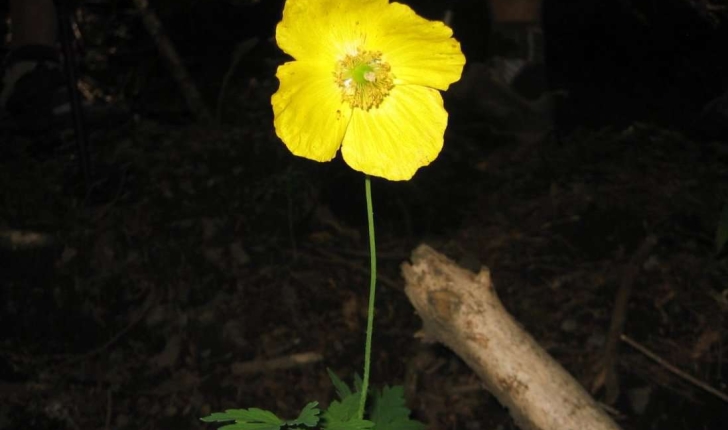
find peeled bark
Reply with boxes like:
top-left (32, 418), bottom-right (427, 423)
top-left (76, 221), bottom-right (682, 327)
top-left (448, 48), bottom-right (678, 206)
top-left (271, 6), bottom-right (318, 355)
top-left (402, 245), bottom-right (621, 430)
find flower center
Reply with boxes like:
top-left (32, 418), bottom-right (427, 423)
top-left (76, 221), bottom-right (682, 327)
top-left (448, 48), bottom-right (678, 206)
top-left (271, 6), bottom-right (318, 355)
top-left (334, 49), bottom-right (394, 111)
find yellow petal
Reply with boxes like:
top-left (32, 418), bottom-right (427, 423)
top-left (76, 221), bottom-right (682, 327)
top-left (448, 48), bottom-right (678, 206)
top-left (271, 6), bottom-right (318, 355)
top-left (365, 2), bottom-right (465, 90)
top-left (272, 60), bottom-right (352, 161)
top-left (276, 0), bottom-right (388, 63)
top-left (341, 85), bottom-right (447, 181)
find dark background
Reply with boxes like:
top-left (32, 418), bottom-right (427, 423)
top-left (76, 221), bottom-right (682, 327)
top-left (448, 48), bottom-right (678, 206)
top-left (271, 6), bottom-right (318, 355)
top-left (1, 1), bottom-right (727, 429)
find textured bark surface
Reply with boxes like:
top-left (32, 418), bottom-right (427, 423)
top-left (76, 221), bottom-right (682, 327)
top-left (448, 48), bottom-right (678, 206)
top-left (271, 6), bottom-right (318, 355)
top-left (402, 245), bottom-right (621, 430)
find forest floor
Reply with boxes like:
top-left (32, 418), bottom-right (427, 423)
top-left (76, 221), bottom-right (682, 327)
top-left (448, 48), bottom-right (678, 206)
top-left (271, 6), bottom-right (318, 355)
top-left (1, 61), bottom-right (727, 430)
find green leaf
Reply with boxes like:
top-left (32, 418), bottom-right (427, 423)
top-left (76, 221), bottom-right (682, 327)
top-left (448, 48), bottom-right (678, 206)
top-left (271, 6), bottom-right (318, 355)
top-left (717, 203), bottom-right (728, 254)
top-left (325, 392), bottom-right (361, 423)
top-left (218, 424), bottom-right (250, 430)
top-left (201, 408), bottom-right (283, 424)
top-left (202, 412), bottom-right (238, 423)
top-left (324, 419), bottom-right (375, 430)
top-left (201, 408), bottom-right (283, 430)
top-left (353, 374), bottom-right (363, 394)
top-left (286, 402), bottom-right (320, 427)
top-left (327, 368), bottom-right (352, 400)
top-left (219, 423), bottom-right (280, 430)
top-left (323, 375), bottom-right (376, 430)
top-left (370, 386), bottom-right (408, 424)
top-left (369, 386), bottom-right (425, 430)
top-left (372, 418), bottom-right (425, 430)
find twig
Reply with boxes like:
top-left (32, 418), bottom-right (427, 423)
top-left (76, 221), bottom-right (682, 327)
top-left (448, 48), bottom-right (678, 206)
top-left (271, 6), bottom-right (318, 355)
top-left (230, 352), bottom-right (323, 375)
top-left (594, 235), bottom-right (658, 403)
top-left (216, 38), bottom-right (258, 123)
top-left (621, 334), bottom-right (728, 404)
top-left (105, 388), bottom-right (113, 430)
top-left (57, 286), bottom-right (157, 367)
top-left (131, 0), bottom-right (212, 122)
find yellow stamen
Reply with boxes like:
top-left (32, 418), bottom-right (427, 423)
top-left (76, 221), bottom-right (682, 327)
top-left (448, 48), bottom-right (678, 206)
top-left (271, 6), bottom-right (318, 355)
top-left (334, 49), bottom-right (394, 111)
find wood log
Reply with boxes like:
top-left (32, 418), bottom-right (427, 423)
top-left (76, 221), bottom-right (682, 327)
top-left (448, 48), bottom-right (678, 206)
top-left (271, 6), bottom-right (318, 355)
top-left (402, 245), bottom-right (621, 430)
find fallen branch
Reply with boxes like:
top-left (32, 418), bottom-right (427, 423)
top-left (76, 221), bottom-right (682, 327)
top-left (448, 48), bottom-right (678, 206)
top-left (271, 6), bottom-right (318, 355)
top-left (402, 244), bottom-right (621, 430)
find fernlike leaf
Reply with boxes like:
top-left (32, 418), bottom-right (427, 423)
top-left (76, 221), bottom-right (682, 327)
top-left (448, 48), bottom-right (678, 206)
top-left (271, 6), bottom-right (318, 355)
top-left (323, 392), bottom-right (376, 430)
top-left (325, 392), bottom-right (361, 423)
top-left (201, 408), bottom-right (283, 430)
top-left (327, 368), bottom-right (353, 400)
top-left (353, 374), bottom-right (363, 394)
top-left (323, 418), bottom-right (375, 430)
top-left (286, 402), bottom-right (320, 427)
top-left (201, 408), bottom-right (282, 424)
top-left (372, 418), bottom-right (425, 430)
top-left (219, 423), bottom-right (281, 430)
top-left (369, 386), bottom-right (425, 430)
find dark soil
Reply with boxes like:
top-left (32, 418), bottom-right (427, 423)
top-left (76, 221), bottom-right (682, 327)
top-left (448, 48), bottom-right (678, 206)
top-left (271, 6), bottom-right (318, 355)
top-left (1, 1), bottom-right (728, 430)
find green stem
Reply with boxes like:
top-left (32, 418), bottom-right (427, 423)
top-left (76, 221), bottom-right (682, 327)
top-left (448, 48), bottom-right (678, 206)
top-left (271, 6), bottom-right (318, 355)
top-left (358, 175), bottom-right (377, 420)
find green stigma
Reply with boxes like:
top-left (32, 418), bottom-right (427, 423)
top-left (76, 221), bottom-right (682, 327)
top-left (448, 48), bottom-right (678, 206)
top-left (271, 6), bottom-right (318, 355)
top-left (334, 49), bottom-right (394, 111)
top-left (351, 64), bottom-right (374, 84)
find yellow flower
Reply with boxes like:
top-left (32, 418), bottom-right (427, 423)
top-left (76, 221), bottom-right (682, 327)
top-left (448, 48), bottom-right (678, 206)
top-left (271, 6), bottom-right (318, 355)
top-left (271, 0), bottom-right (465, 181)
